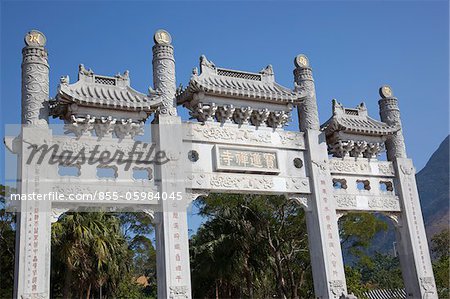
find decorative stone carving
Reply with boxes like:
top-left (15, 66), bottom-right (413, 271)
top-left (334, 194), bottom-right (401, 212)
top-left (335, 195), bottom-right (357, 208)
top-left (210, 175), bottom-right (274, 190)
top-left (93, 116), bottom-right (116, 137)
top-left (22, 30), bottom-right (49, 125)
top-left (364, 142), bottom-right (382, 158)
top-left (142, 209), bottom-right (155, 220)
top-left (312, 159), bottom-right (328, 174)
top-left (294, 54), bottom-right (320, 131)
top-left (329, 159), bottom-right (370, 174)
top-left (64, 115), bottom-right (95, 137)
top-left (21, 293), bottom-right (48, 299)
top-left (215, 105), bottom-right (235, 123)
top-left (233, 106), bottom-right (252, 125)
top-left (287, 194), bottom-right (310, 210)
top-left (329, 140), bottom-right (354, 158)
top-left (177, 55), bottom-right (298, 128)
top-left (384, 213), bottom-right (402, 227)
top-left (378, 162), bottom-right (395, 176)
top-left (169, 286), bottom-right (189, 299)
top-left (63, 115), bottom-right (145, 139)
top-left (190, 123), bottom-right (258, 141)
top-left (185, 190), bottom-right (209, 203)
top-left (279, 131), bottom-right (304, 147)
top-left (378, 87), bottom-right (407, 159)
top-left (351, 140), bottom-right (367, 157)
top-left (329, 280), bottom-right (345, 297)
top-left (266, 110), bottom-right (290, 128)
top-left (328, 140), bottom-right (385, 159)
top-left (250, 108), bottom-right (270, 127)
top-left (420, 277), bottom-right (436, 296)
top-left (114, 119), bottom-right (145, 139)
top-left (322, 99), bottom-right (398, 158)
top-left (285, 177), bottom-right (309, 191)
top-left (153, 31), bottom-right (177, 116)
top-left (189, 102), bottom-right (217, 123)
top-left (51, 208), bottom-right (69, 223)
top-left (400, 164), bottom-right (414, 175)
top-left (368, 196), bottom-right (400, 210)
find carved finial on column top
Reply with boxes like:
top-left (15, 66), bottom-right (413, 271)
top-left (152, 29), bottom-right (176, 116)
top-left (378, 85), bottom-right (407, 159)
top-left (294, 54), bottom-right (310, 69)
top-left (294, 53), bottom-right (319, 131)
top-left (22, 29), bottom-right (49, 125)
top-left (379, 85), bottom-right (395, 99)
top-left (293, 53), bottom-right (314, 86)
top-left (24, 30), bottom-right (46, 47)
top-left (153, 29), bottom-right (172, 45)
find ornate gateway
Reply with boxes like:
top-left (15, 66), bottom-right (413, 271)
top-left (4, 29), bottom-right (437, 298)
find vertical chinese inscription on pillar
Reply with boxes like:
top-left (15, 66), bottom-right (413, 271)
top-left (320, 178), bottom-right (340, 278)
top-left (400, 164), bottom-right (429, 276)
top-left (172, 211), bottom-right (183, 283)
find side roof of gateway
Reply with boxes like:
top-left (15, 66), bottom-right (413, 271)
top-left (53, 64), bottom-right (163, 113)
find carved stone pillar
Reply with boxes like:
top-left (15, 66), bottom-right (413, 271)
top-left (378, 85), bottom-right (406, 160)
top-left (14, 30), bottom-right (53, 299)
top-left (14, 128), bottom-right (53, 299)
top-left (392, 159), bottom-right (438, 298)
top-left (152, 29), bottom-right (177, 116)
top-left (151, 30), bottom-right (192, 299)
top-left (22, 30), bottom-right (49, 125)
top-left (379, 86), bottom-right (437, 297)
top-left (152, 115), bottom-right (192, 299)
top-left (294, 54), bottom-right (319, 131)
top-left (294, 55), bottom-right (348, 298)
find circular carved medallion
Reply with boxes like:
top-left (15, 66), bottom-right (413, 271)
top-left (294, 54), bottom-right (309, 68)
top-left (25, 30), bottom-right (46, 47)
top-left (379, 85), bottom-right (393, 98)
top-left (154, 29), bottom-right (172, 45)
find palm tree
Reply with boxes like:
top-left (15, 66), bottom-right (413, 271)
top-left (51, 212), bottom-right (131, 299)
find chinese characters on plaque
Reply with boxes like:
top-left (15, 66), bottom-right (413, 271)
top-left (214, 145), bottom-right (280, 174)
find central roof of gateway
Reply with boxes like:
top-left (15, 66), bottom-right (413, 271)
top-left (176, 55), bottom-right (301, 105)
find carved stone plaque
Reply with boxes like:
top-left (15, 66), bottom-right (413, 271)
top-left (213, 145), bottom-right (280, 174)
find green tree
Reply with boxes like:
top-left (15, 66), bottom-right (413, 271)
top-left (191, 194), bottom-right (313, 299)
top-left (431, 228), bottom-right (449, 298)
top-left (51, 212), bottom-right (132, 299)
top-left (0, 185), bottom-right (16, 299)
top-left (339, 213), bottom-right (388, 259)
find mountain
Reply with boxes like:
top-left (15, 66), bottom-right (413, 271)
top-left (417, 135), bottom-right (450, 239)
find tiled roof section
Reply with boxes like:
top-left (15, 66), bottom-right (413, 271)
top-left (177, 55), bottom-right (300, 103)
top-left (321, 100), bottom-right (400, 136)
top-left (56, 64), bottom-right (163, 112)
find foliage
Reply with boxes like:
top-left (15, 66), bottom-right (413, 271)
top-left (431, 228), bottom-right (449, 298)
top-left (339, 212), bottom-right (388, 259)
top-left (0, 185), bottom-right (16, 299)
top-left (51, 211), bottom-right (157, 299)
top-left (191, 194), bottom-right (313, 298)
top-left (51, 212), bottom-right (132, 298)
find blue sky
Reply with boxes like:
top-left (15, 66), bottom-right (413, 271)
top-left (1, 1), bottom-right (449, 231)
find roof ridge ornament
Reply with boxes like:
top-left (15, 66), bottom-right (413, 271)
top-left (199, 55), bottom-right (216, 74)
top-left (260, 64), bottom-right (274, 76)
